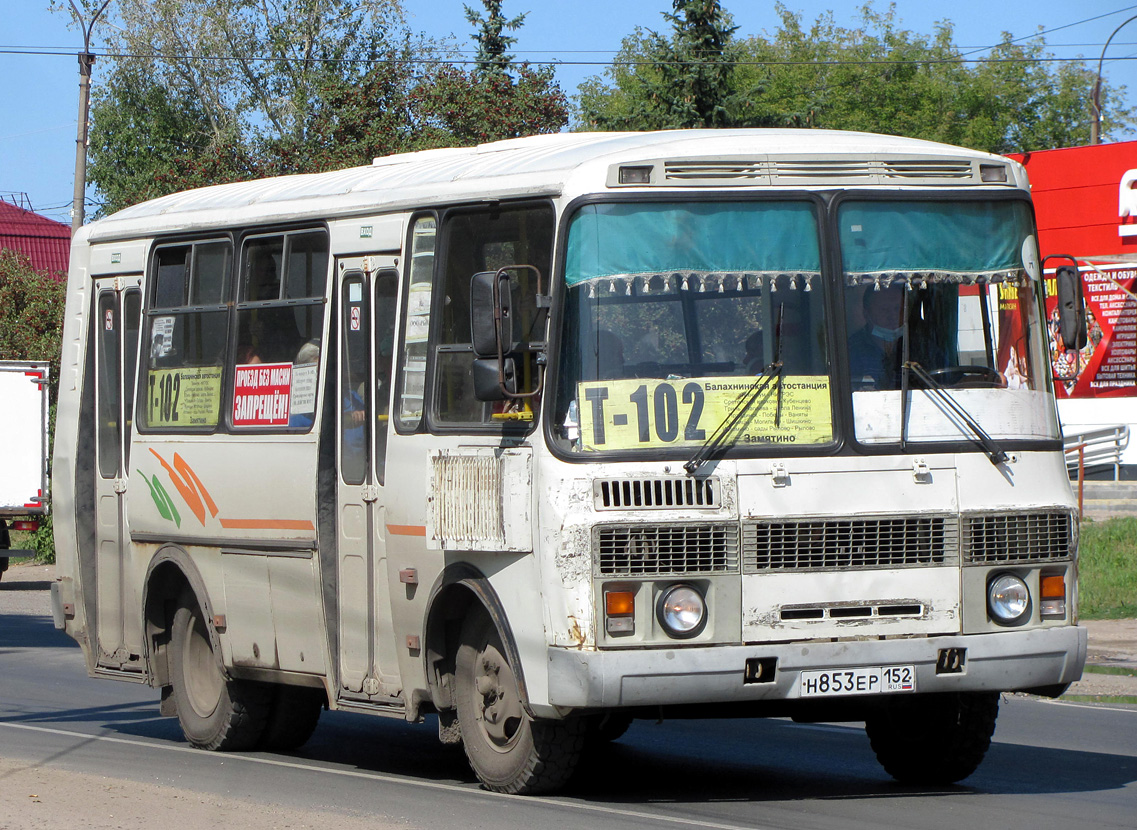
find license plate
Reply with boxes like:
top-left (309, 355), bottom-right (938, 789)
top-left (798, 665), bottom-right (915, 698)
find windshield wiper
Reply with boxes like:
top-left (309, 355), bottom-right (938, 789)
top-left (904, 361), bottom-right (1009, 466)
top-left (685, 304), bottom-right (786, 475)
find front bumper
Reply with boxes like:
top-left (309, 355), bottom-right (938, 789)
top-left (545, 625), bottom-right (1086, 709)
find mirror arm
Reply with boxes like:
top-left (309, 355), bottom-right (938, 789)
top-left (493, 264), bottom-right (547, 401)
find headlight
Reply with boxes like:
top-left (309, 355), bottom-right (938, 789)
top-left (656, 584), bottom-right (707, 638)
top-left (987, 574), bottom-right (1031, 625)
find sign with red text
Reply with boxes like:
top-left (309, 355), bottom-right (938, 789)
top-left (1009, 142), bottom-right (1137, 399)
top-left (233, 362), bottom-right (292, 426)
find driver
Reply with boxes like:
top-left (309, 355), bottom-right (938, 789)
top-left (848, 286), bottom-right (905, 389)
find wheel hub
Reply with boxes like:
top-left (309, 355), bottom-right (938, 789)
top-left (474, 645), bottom-right (524, 751)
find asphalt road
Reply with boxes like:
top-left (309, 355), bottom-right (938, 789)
top-left (2, 586), bottom-right (1137, 829)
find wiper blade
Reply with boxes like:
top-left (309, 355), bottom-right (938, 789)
top-left (684, 361), bottom-right (783, 475)
top-left (904, 361), bottom-right (1009, 466)
top-left (685, 303), bottom-right (786, 476)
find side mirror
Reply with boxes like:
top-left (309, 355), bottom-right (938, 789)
top-left (472, 357), bottom-right (516, 401)
top-left (470, 270), bottom-right (516, 358)
top-left (1056, 265), bottom-right (1087, 350)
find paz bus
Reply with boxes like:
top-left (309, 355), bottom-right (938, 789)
top-left (52, 130), bottom-right (1086, 794)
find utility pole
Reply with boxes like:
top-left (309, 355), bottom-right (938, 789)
top-left (69, 0), bottom-right (111, 235)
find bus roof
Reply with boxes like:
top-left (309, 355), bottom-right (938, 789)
top-left (81, 130), bottom-right (1015, 244)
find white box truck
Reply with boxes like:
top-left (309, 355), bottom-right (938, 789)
top-left (0, 361), bottom-right (50, 580)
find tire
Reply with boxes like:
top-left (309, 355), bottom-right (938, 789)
top-left (169, 592), bottom-right (271, 751)
top-left (865, 692), bottom-right (1000, 785)
top-left (259, 685), bottom-right (324, 751)
top-left (454, 612), bottom-right (586, 794)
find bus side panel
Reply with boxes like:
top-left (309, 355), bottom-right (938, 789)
top-left (52, 244), bottom-right (94, 662)
top-left (128, 438), bottom-right (329, 680)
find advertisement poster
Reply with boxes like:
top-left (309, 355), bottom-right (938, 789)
top-left (232, 362), bottom-right (293, 426)
top-left (1044, 267), bottom-right (1137, 398)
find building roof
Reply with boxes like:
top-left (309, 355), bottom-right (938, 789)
top-left (0, 199), bottom-right (70, 275)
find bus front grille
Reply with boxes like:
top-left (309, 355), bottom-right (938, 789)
top-left (962, 511), bottom-right (1073, 564)
top-left (596, 524), bottom-right (739, 576)
top-left (742, 516), bottom-right (956, 572)
top-left (594, 476), bottom-right (720, 510)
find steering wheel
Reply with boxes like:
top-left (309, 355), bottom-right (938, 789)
top-left (925, 366), bottom-right (1006, 388)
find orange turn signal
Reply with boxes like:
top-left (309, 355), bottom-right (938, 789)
top-left (605, 590), bottom-right (635, 617)
top-left (1040, 574), bottom-right (1066, 599)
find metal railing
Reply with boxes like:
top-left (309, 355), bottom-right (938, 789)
top-left (1064, 425), bottom-right (1130, 482)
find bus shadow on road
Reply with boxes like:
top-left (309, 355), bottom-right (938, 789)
top-left (0, 613), bottom-right (73, 649)
top-left (275, 710), bottom-right (1137, 802)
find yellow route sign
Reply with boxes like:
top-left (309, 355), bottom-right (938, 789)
top-left (146, 366), bottom-right (222, 428)
top-left (576, 376), bottom-right (832, 451)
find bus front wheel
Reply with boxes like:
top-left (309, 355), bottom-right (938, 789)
top-left (865, 692), bottom-right (999, 784)
top-left (169, 592), bottom-right (270, 751)
top-left (454, 612), bottom-right (585, 794)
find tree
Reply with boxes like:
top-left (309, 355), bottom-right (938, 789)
top-left (578, 0), bottom-right (759, 130)
top-left (78, 0), bottom-right (567, 214)
top-left (82, 0), bottom-right (414, 214)
top-left (576, 2), bottom-right (1135, 152)
top-left (465, 0), bottom-right (526, 80)
top-left (0, 251), bottom-right (66, 369)
top-left (411, 1), bottom-right (567, 145)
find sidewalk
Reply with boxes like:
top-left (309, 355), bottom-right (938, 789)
top-left (3, 562), bottom-right (1136, 701)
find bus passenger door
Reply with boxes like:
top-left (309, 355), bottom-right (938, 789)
top-left (335, 259), bottom-right (401, 699)
top-left (92, 276), bottom-right (142, 669)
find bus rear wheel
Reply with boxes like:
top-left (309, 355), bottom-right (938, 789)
top-left (865, 692), bottom-right (999, 785)
top-left (454, 612), bottom-right (585, 794)
top-left (170, 592), bottom-right (270, 751)
top-left (259, 685), bottom-right (324, 751)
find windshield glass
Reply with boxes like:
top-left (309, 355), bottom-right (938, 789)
top-left (838, 198), bottom-right (1059, 444)
top-left (553, 200), bottom-right (834, 455)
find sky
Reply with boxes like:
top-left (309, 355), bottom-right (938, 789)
top-left (3, 1), bottom-right (1137, 225)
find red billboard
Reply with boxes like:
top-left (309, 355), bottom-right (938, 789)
top-left (1010, 142), bottom-right (1137, 399)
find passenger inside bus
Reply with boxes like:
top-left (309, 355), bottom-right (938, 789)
top-left (848, 286), bottom-right (905, 389)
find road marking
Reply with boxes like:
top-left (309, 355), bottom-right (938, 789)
top-left (1036, 698), bottom-right (1137, 715)
top-left (0, 720), bottom-right (769, 830)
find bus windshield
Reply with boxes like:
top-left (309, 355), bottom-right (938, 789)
top-left (553, 200), bottom-right (834, 455)
top-left (838, 198), bottom-right (1060, 445)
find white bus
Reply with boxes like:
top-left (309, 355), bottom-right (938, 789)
top-left (53, 130), bottom-right (1086, 794)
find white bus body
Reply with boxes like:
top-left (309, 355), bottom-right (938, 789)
top-left (52, 130), bottom-right (1085, 794)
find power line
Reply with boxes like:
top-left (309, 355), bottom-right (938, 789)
top-left (0, 46), bottom-right (1134, 68)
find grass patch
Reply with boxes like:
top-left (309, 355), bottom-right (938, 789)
top-left (1078, 517), bottom-right (1137, 619)
top-left (1083, 664), bottom-right (1137, 678)
top-left (1062, 695), bottom-right (1137, 705)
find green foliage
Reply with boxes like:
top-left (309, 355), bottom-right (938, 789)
top-left (578, 1), bottom-right (763, 130)
top-left (1079, 517), bottom-right (1137, 619)
top-left (413, 65), bottom-right (569, 145)
top-left (0, 251), bottom-right (66, 370)
top-left (576, 2), bottom-right (1135, 152)
top-left (465, 0), bottom-right (526, 80)
top-left (79, 0), bottom-right (568, 214)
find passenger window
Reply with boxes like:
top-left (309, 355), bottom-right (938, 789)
top-left (395, 215), bottom-right (436, 432)
top-left (142, 241), bottom-right (231, 430)
top-left (432, 203), bottom-right (553, 428)
top-left (340, 274), bottom-right (370, 486)
top-left (375, 270), bottom-right (398, 483)
top-left (232, 230), bottom-right (329, 430)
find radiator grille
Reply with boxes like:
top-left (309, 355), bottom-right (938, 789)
top-left (963, 512), bottom-right (1073, 563)
top-left (743, 516), bottom-right (957, 572)
top-left (597, 524), bottom-right (738, 576)
top-left (594, 477), bottom-right (720, 510)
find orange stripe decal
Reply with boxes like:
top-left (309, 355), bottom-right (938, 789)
top-left (219, 518), bottom-right (316, 531)
top-left (387, 524), bottom-right (427, 537)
